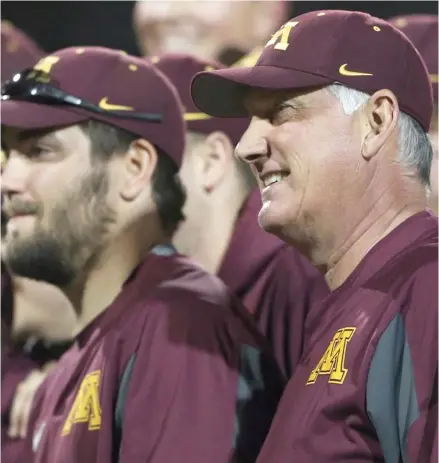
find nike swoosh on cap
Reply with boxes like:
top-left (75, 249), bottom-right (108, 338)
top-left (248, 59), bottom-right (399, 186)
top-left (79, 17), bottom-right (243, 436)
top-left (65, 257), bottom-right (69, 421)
top-left (98, 97), bottom-right (134, 111)
top-left (338, 63), bottom-right (373, 77)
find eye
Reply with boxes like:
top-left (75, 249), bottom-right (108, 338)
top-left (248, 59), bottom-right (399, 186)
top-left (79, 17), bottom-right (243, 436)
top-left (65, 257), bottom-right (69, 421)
top-left (27, 145), bottom-right (52, 159)
top-left (270, 106), bottom-right (290, 126)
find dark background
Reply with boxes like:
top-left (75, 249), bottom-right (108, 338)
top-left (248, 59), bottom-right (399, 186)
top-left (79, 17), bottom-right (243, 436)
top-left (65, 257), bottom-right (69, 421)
top-left (2, 1), bottom-right (438, 56)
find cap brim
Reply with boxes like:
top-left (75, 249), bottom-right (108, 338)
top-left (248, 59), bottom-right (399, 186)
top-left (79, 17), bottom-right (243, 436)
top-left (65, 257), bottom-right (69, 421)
top-left (191, 65), bottom-right (333, 118)
top-left (1, 100), bottom-right (88, 129)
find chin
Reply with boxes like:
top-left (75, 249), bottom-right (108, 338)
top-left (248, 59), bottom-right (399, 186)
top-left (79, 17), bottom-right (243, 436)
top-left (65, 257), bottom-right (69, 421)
top-left (258, 201), bottom-right (292, 237)
top-left (257, 199), bottom-right (310, 250)
top-left (4, 234), bottom-right (76, 287)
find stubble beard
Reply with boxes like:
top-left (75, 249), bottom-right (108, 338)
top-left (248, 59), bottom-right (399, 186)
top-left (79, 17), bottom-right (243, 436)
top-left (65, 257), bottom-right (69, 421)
top-left (3, 166), bottom-right (116, 288)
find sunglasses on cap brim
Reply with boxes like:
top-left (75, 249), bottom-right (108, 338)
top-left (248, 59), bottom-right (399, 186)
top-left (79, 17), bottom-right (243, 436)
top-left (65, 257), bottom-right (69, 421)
top-left (1, 68), bottom-right (163, 123)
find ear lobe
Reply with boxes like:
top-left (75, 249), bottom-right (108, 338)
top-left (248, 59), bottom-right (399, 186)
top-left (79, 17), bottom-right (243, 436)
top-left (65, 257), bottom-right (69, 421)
top-left (361, 90), bottom-right (399, 160)
top-left (202, 131), bottom-right (234, 192)
top-left (120, 138), bottom-right (157, 201)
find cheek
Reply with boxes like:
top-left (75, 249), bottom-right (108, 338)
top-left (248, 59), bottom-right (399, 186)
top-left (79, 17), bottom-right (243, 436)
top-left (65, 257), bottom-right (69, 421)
top-left (34, 162), bottom-right (90, 218)
top-left (29, 167), bottom-right (62, 211)
top-left (285, 129), bottom-right (356, 196)
top-left (178, 164), bottom-right (203, 216)
top-left (179, 160), bottom-right (196, 194)
top-left (274, 125), bottom-right (320, 183)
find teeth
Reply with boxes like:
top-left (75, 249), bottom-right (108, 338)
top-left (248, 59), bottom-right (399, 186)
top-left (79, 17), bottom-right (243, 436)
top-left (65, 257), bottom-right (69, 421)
top-left (263, 173), bottom-right (284, 187)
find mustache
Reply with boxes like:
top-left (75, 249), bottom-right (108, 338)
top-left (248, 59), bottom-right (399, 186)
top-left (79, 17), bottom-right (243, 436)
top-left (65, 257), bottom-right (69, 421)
top-left (2, 199), bottom-right (40, 218)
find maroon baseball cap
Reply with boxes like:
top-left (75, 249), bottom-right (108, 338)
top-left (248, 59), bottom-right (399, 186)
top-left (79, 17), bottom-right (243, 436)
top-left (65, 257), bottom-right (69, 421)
top-left (1, 46), bottom-right (186, 165)
top-left (191, 10), bottom-right (433, 132)
top-left (390, 14), bottom-right (438, 101)
top-left (149, 53), bottom-right (250, 146)
top-left (1, 21), bottom-right (44, 83)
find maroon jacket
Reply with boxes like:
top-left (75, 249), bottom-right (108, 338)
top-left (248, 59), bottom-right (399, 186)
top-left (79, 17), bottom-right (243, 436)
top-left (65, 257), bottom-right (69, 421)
top-left (219, 190), bottom-right (329, 378)
top-left (28, 248), bottom-right (284, 462)
top-left (256, 212), bottom-right (438, 462)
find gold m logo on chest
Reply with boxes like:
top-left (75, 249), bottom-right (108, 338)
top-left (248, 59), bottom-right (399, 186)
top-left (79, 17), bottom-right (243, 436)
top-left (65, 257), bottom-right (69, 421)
top-left (61, 370), bottom-right (102, 436)
top-left (306, 327), bottom-right (356, 385)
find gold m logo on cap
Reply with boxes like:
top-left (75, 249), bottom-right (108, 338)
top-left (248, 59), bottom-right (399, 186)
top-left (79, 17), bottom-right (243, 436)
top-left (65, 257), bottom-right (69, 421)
top-left (98, 97), bottom-right (134, 111)
top-left (338, 63), bottom-right (373, 77)
top-left (431, 74), bottom-right (438, 84)
top-left (34, 56), bottom-right (60, 74)
top-left (265, 21), bottom-right (299, 51)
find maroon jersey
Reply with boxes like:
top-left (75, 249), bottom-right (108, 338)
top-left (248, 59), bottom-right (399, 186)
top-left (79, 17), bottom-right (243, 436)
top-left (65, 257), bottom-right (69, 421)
top-left (219, 190), bottom-right (329, 378)
top-left (256, 211), bottom-right (438, 463)
top-left (29, 247), bottom-right (284, 463)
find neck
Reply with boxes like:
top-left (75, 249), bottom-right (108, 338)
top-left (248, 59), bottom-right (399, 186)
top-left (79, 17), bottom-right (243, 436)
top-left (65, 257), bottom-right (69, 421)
top-left (185, 190), bottom-right (248, 275)
top-left (64, 224), bottom-right (162, 335)
top-left (322, 192), bottom-right (426, 291)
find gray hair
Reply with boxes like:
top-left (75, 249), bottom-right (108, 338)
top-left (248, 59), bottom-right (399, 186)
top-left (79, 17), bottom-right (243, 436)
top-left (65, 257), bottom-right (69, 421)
top-left (326, 83), bottom-right (432, 187)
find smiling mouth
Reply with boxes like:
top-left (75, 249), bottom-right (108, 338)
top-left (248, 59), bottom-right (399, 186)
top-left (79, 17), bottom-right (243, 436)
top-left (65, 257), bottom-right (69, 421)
top-left (8, 213), bottom-right (35, 220)
top-left (261, 171), bottom-right (289, 188)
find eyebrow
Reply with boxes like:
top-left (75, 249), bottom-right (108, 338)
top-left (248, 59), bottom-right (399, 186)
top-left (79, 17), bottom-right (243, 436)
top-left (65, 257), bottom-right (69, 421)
top-left (2, 128), bottom-right (60, 151)
top-left (18, 129), bottom-right (55, 142)
top-left (277, 95), bottom-right (308, 110)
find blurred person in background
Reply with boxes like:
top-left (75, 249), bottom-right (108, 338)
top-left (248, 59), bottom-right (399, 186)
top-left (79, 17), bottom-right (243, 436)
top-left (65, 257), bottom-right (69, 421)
top-left (153, 52), bottom-right (328, 379)
top-left (1, 23), bottom-right (76, 463)
top-left (1, 21), bottom-right (44, 83)
top-left (191, 10), bottom-right (437, 462)
top-left (390, 14), bottom-right (438, 214)
top-left (133, 0), bottom-right (288, 65)
top-left (1, 46), bottom-right (283, 462)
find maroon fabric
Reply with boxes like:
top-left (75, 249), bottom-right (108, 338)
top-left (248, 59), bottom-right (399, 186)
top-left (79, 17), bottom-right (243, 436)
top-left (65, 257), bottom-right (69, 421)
top-left (256, 212), bottom-right (437, 462)
top-left (218, 190), bottom-right (329, 378)
top-left (191, 10), bottom-right (433, 132)
top-left (1, 270), bottom-right (37, 463)
top-left (28, 252), bottom-right (283, 462)
top-left (390, 14), bottom-right (438, 101)
top-left (1, 345), bottom-right (37, 463)
top-left (1, 46), bottom-right (186, 166)
top-left (151, 53), bottom-right (250, 146)
top-left (1, 21), bottom-right (44, 83)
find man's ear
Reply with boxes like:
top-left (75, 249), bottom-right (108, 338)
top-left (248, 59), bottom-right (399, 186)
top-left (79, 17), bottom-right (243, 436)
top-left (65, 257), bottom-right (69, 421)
top-left (361, 89), bottom-right (399, 160)
top-left (200, 131), bottom-right (234, 193)
top-left (119, 138), bottom-right (158, 201)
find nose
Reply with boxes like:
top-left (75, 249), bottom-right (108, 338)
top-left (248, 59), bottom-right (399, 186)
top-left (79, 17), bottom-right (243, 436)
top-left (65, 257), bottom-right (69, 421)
top-left (1, 153), bottom-right (29, 198)
top-left (234, 118), bottom-right (271, 167)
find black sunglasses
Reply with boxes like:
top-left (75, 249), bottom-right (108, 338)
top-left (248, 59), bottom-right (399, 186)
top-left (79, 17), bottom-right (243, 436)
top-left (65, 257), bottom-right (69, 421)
top-left (1, 68), bottom-right (163, 123)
